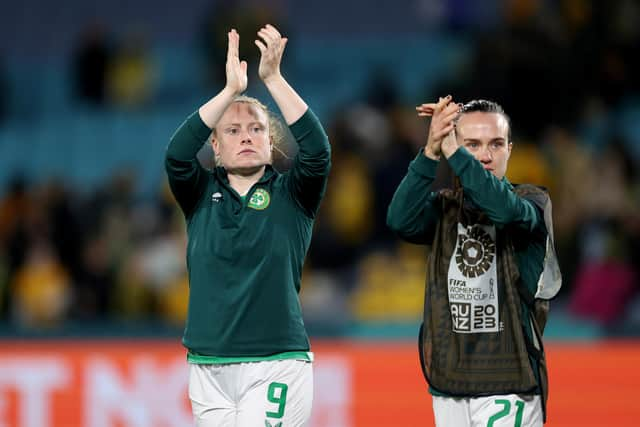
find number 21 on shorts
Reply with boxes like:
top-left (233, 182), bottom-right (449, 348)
top-left (265, 382), bottom-right (288, 426)
top-left (487, 399), bottom-right (525, 427)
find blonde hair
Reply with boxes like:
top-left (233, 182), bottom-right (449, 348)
top-left (211, 95), bottom-right (287, 166)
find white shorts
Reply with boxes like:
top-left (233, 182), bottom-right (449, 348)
top-left (188, 359), bottom-right (313, 427)
top-left (432, 394), bottom-right (543, 427)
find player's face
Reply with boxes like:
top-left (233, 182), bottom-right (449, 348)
top-left (456, 112), bottom-right (512, 179)
top-left (213, 102), bottom-right (272, 174)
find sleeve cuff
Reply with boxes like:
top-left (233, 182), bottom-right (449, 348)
top-left (409, 149), bottom-right (440, 179)
top-left (190, 111), bottom-right (214, 141)
top-left (447, 146), bottom-right (474, 175)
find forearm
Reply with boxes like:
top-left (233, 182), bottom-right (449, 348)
top-left (287, 109), bottom-right (331, 217)
top-left (449, 148), bottom-right (541, 229)
top-left (198, 86), bottom-right (238, 129)
top-left (264, 75), bottom-right (308, 125)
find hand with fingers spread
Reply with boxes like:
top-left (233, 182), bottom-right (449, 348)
top-left (225, 29), bottom-right (248, 95)
top-left (255, 24), bottom-right (288, 84)
top-left (419, 95), bottom-right (460, 160)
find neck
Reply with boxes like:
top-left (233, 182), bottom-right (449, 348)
top-left (226, 166), bottom-right (266, 196)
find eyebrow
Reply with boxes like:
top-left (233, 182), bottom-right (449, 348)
top-left (463, 138), bottom-right (506, 142)
top-left (221, 121), bottom-right (266, 127)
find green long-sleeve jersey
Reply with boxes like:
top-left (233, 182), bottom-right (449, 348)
top-left (387, 148), bottom-right (548, 395)
top-left (387, 147), bottom-right (547, 297)
top-left (165, 108), bottom-right (330, 358)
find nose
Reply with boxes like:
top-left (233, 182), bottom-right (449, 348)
top-left (239, 129), bottom-right (252, 144)
top-left (478, 146), bottom-right (492, 163)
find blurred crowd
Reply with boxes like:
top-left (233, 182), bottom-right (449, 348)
top-left (0, 0), bottom-right (639, 335)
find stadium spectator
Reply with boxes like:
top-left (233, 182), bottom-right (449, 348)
top-left (71, 23), bottom-right (112, 105)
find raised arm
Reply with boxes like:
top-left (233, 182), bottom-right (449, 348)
top-left (444, 145), bottom-right (542, 231)
top-left (440, 126), bottom-right (542, 232)
top-left (255, 24), bottom-right (307, 124)
top-left (199, 29), bottom-right (247, 127)
top-left (387, 97), bottom-right (459, 243)
top-left (256, 24), bottom-right (330, 217)
top-left (165, 29), bottom-right (247, 216)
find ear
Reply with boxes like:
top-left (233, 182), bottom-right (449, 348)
top-left (211, 137), bottom-right (220, 156)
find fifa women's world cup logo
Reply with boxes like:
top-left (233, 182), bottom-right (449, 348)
top-left (455, 226), bottom-right (496, 278)
top-left (448, 224), bottom-right (500, 333)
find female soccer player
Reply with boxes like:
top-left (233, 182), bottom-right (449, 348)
top-left (165, 24), bottom-right (330, 426)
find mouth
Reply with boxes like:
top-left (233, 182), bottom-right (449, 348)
top-left (238, 149), bottom-right (256, 155)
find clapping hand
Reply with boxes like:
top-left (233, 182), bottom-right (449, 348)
top-left (255, 24), bottom-right (287, 84)
top-left (225, 29), bottom-right (248, 95)
top-left (417, 96), bottom-right (460, 160)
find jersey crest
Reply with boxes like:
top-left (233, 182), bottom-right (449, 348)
top-left (248, 188), bottom-right (271, 210)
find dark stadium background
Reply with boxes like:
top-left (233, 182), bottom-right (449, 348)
top-left (0, 1), bottom-right (638, 425)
